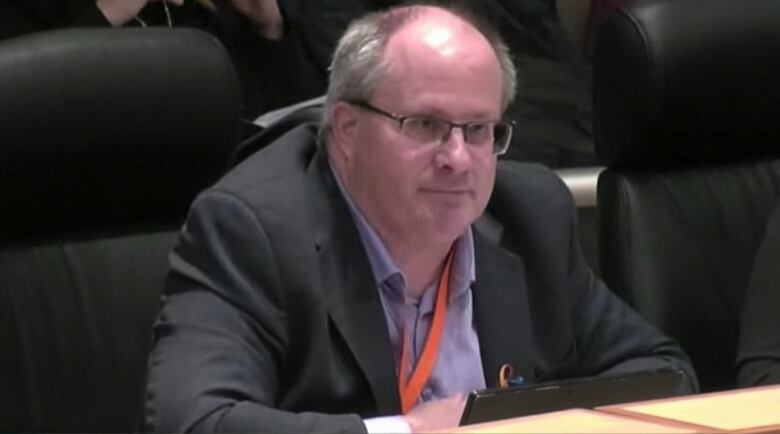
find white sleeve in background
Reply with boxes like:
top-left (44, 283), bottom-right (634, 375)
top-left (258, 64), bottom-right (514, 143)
top-left (363, 415), bottom-right (412, 433)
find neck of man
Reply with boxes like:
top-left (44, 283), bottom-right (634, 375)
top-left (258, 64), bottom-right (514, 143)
top-left (386, 237), bottom-right (455, 301)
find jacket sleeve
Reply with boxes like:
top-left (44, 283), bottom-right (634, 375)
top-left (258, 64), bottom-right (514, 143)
top-left (491, 162), bottom-right (698, 392)
top-left (143, 190), bottom-right (366, 433)
top-left (563, 197), bottom-right (700, 393)
top-left (736, 202), bottom-right (780, 387)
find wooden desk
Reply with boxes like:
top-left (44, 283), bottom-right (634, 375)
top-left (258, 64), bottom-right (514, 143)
top-left (450, 408), bottom-right (699, 433)
top-left (599, 384), bottom-right (780, 433)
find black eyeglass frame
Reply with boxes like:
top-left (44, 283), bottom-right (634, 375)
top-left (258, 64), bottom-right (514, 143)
top-left (346, 99), bottom-right (514, 155)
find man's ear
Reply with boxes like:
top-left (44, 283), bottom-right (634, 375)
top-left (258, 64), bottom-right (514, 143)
top-left (328, 101), bottom-right (359, 162)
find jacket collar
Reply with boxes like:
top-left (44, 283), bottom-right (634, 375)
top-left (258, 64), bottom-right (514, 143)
top-left (307, 150), bottom-right (401, 414)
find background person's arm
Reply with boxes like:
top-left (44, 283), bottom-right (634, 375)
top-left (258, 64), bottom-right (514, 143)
top-left (0, 1), bottom-right (111, 40)
top-left (226, 0), bottom-right (284, 39)
top-left (96, 0), bottom-right (153, 26)
top-left (96, 0), bottom-right (184, 26)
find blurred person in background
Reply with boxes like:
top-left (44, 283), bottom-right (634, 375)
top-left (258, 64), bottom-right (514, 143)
top-left (1, 0), bottom-right (596, 168)
top-left (0, 0), bottom-right (324, 128)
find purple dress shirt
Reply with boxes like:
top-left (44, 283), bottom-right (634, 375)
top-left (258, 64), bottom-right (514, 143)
top-left (332, 167), bottom-right (487, 404)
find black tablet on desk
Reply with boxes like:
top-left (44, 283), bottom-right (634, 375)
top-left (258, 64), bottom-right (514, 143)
top-left (459, 368), bottom-right (691, 426)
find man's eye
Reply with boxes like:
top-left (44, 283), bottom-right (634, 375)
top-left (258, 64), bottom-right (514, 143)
top-left (468, 123), bottom-right (494, 140)
top-left (468, 123), bottom-right (489, 134)
top-left (410, 118), bottom-right (438, 130)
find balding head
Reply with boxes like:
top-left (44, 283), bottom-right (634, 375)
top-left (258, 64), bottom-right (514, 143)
top-left (321, 4), bottom-right (516, 144)
top-left (387, 6), bottom-right (491, 59)
top-left (323, 4), bottom-right (513, 260)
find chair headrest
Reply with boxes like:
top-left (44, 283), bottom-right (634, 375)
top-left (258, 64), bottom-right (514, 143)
top-left (594, 0), bottom-right (780, 166)
top-left (0, 28), bottom-right (241, 242)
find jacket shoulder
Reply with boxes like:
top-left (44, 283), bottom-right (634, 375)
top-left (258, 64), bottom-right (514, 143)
top-left (186, 124), bottom-right (317, 217)
top-left (492, 161), bottom-right (575, 222)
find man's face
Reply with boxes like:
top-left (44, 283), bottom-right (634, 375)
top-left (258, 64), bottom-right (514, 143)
top-left (335, 17), bottom-right (504, 249)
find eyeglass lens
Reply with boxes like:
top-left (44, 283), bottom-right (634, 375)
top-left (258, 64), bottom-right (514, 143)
top-left (401, 117), bottom-right (512, 153)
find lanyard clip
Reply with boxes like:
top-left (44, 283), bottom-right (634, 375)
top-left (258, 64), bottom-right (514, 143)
top-left (498, 363), bottom-right (525, 388)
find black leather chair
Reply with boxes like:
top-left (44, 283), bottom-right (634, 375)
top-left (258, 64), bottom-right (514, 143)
top-left (594, 0), bottom-right (780, 392)
top-left (0, 28), bottom-right (240, 431)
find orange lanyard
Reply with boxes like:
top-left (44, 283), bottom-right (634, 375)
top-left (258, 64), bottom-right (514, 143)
top-left (397, 249), bottom-right (455, 414)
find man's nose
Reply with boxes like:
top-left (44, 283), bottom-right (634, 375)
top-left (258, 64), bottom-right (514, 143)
top-left (435, 126), bottom-right (471, 172)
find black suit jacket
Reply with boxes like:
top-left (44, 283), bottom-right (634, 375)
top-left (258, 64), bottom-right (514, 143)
top-left (143, 124), bottom-right (695, 433)
top-left (736, 200), bottom-right (780, 387)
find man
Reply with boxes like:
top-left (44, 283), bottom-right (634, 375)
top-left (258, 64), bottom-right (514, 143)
top-left (144, 4), bottom-right (696, 433)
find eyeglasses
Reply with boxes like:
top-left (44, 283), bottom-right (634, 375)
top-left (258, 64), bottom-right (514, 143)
top-left (347, 100), bottom-right (513, 155)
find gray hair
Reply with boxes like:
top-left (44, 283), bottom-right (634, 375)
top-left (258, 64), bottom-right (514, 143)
top-left (320, 4), bottom-right (517, 144)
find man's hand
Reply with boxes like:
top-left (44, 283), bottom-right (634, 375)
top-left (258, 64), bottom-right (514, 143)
top-left (404, 394), bottom-right (467, 433)
top-left (96, 0), bottom-right (150, 26)
top-left (226, 0), bottom-right (284, 40)
top-left (95, 0), bottom-right (183, 27)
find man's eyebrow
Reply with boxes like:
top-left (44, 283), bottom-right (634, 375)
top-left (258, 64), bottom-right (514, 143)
top-left (407, 107), bottom-right (499, 121)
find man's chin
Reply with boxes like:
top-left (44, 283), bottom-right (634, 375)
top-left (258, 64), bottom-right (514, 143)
top-left (425, 215), bottom-right (473, 244)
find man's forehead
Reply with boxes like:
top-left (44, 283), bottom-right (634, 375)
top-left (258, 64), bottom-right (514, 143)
top-left (384, 12), bottom-right (492, 67)
top-left (370, 7), bottom-right (503, 116)
top-left (416, 22), bottom-right (457, 56)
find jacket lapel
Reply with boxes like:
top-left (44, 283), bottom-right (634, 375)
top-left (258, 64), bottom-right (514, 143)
top-left (472, 228), bottom-right (537, 387)
top-left (306, 152), bottom-right (400, 415)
